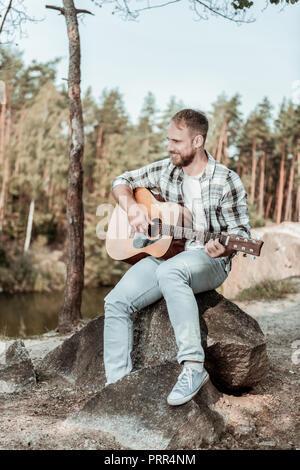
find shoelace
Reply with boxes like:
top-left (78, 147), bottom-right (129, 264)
top-left (176, 366), bottom-right (193, 391)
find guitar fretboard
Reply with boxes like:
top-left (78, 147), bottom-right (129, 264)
top-left (159, 223), bottom-right (226, 244)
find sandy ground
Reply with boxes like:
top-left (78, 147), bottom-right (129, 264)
top-left (0, 279), bottom-right (299, 450)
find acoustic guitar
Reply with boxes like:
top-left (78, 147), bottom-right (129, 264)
top-left (105, 187), bottom-right (264, 265)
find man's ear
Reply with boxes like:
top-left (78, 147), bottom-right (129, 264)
top-left (193, 134), bottom-right (204, 149)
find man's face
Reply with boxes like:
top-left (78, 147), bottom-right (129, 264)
top-left (167, 121), bottom-right (197, 167)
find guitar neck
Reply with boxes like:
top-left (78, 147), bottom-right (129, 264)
top-left (160, 223), bottom-right (226, 244)
top-left (159, 222), bottom-right (263, 257)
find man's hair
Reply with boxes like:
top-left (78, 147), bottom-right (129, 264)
top-left (171, 109), bottom-right (209, 144)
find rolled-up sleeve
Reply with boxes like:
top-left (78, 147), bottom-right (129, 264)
top-left (221, 171), bottom-right (251, 238)
top-left (111, 160), bottom-right (163, 191)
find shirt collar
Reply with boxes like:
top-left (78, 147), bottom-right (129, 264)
top-left (203, 150), bottom-right (216, 179)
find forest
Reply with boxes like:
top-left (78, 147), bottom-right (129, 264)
top-left (0, 0), bottom-right (299, 452)
top-left (0, 45), bottom-right (299, 294)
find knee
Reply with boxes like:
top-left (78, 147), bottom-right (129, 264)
top-left (155, 262), bottom-right (189, 289)
top-left (104, 284), bottom-right (137, 317)
top-left (104, 286), bottom-right (131, 317)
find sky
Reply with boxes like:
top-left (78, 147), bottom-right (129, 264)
top-left (8, 0), bottom-right (300, 124)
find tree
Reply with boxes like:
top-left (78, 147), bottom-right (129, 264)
top-left (94, 88), bottom-right (130, 201)
top-left (0, 80), bottom-right (11, 231)
top-left (255, 98), bottom-right (273, 218)
top-left (282, 102), bottom-right (300, 222)
top-left (236, 98), bottom-right (272, 210)
top-left (13, 81), bottom-right (69, 247)
top-left (293, 105), bottom-right (300, 221)
top-left (46, 0), bottom-right (93, 333)
top-left (156, 96), bottom-right (185, 157)
top-left (0, 0), bottom-right (39, 45)
top-left (207, 93), bottom-right (242, 167)
top-left (273, 100), bottom-right (296, 224)
top-left (137, 91), bottom-right (162, 161)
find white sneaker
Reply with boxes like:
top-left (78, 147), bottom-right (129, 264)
top-left (167, 366), bottom-right (209, 406)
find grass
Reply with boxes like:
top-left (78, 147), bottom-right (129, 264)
top-left (234, 279), bottom-right (299, 302)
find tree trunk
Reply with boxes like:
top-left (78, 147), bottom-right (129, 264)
top-left (295, 152), bottom-right (300, 222)
top-left (212, 143), bottom-right (218, 158)
top-left (223, 128), bottom-right (228, 168)
top-left (250, 137), bottom-right (257, 205)
top-left (48, 178), bottom-right (55, 211)
top-left (216, 119), bottom-right (227, 163)
top-left (58, 0), bottom-right (85, 333)
top-left (276, 143), bottom-right (286, 225)
top-left (265, 194), bottom-right (273, 219)
top-left (95, 124), bottom-right (104, 197)
top-left (96, 125), bottom-right (103, 158)
top-left (86, 125), bottom-right (102, 194)
top-left (258, 150), bottom-right (265, 217)
top-left (14, 109), bottom-right (25, 176)
top-left (0, 104), bottom-right (11, 231)
top-left (284, 153), bottom-right (296, 221)
top-left (0, 100), bottom-right (6, 166)
top-left (238, 155), bottom-right (248, 180)
top-left (24, 199), bottom-right (35, 252)
top-left (99, 137), bottom-right (110, 202)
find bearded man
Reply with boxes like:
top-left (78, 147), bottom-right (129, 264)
top-left (103, 108), bottom-right (251, 406)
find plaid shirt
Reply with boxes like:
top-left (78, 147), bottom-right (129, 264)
top-left (111, 150), bottom-right (251, 274)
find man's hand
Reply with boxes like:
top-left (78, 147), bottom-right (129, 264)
top-left (205, 232), bottom-right (236, 258)
top-left (128, 203), bottom-right (151, 233)
top-left (112, 184), bottom-right (152, 234)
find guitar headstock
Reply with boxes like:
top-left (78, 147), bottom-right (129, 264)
top-left (224, 234), bottom-right (264, 256)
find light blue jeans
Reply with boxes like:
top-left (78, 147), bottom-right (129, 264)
top-left (103, 248), bottom-right (229, 385)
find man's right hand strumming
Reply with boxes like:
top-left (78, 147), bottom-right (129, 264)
top-left (112, 184), bottom-right (151, 234)
top-left (128, 203), bottom-right (151, 233)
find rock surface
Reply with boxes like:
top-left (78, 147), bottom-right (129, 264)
top-left (0, 280), bottom-right (299, 450)
top-left (223, 222), bottom-right (300, 299)
top-left (66, 363), bottom-right (225, 450)
top-left (0, 340), bottom-right (36, 393)
top-left (40, 290), bottom-right (269, 392)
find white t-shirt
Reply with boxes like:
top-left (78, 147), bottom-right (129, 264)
top-left (182, 170), bottom-right (205, 250)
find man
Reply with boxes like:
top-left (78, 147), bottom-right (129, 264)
top-left (104, 109), bottom-right (251, 406)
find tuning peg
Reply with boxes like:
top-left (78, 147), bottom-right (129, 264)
top-left (250, 255), bottom-right (256, 260)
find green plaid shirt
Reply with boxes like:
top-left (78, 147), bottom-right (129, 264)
top-left (111, 150), bottom-right (251, 274)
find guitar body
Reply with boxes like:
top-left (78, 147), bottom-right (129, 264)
top-left (106, 188), bottom-right (192, 265)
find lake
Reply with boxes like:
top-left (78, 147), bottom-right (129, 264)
top-left (0, 286), bottom-right (112, 338)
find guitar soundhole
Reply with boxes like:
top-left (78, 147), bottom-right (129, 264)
top-left (148, 218), bottom-right (162, 238)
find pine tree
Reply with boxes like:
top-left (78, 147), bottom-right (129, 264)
top-left (274, 100), bottom-right (295, 224)
top-left (237, 97), bottom-right (272, 210)
top-left (157, 95), bottom-right (185, 157)
top-left (207, 93), bottom-right (242, 167)
top-left (137, 91), bottom-right (162, 162)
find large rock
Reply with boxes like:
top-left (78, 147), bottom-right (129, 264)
top-left (222, 222), bottom-right (300, 299)
top-left (39, 315), bottom-right (106, 388)
top-left (0, 340), bottom-right (36, 393)
top-left (40, 290), bottom-right (269, 392)
top-left (66, 363), bottom-right (225, 450)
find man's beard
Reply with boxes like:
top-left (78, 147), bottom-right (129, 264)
top-left (170, 152), bottom-right (196, 167)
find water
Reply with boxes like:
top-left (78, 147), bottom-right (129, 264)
top-left (0, 286), bottom-right (112, 338)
